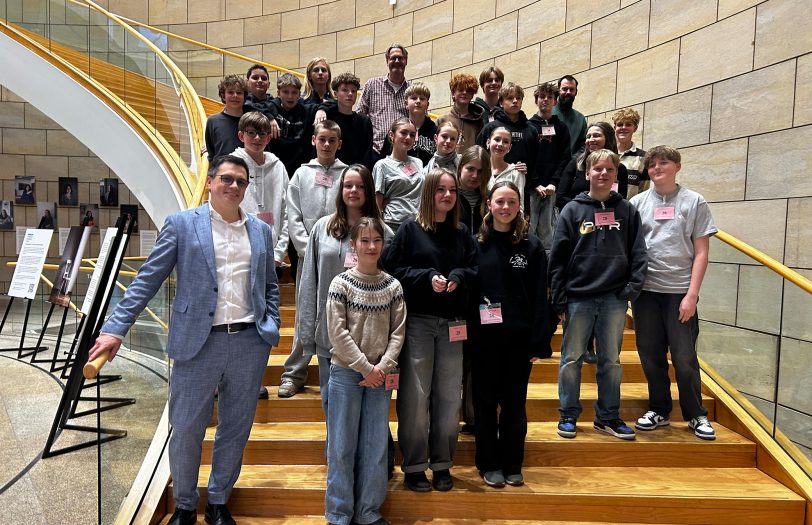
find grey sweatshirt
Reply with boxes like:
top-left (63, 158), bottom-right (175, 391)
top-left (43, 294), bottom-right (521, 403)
top-left (286, 157), bottom-right (348, 253)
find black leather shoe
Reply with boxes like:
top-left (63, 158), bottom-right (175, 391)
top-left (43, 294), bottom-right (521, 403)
top-left (403, 471), bottom-right (432, 492)
top-left (432, 469), bottom-right (454, 491)
top-left (167, 507), bottom-right (196, 525)
top-left (258, 385), bottom-right (269, 399)
top-left (205, 502), bottom-right (236, 525)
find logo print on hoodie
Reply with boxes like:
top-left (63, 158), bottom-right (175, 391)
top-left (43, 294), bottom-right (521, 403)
top-left (579, 220), bottom-right (621, 235)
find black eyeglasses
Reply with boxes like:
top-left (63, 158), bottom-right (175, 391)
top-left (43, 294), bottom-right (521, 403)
top-left (244, 130), bottom-right (270, 138)
top-left (217, 175), bottom-right (249, 189)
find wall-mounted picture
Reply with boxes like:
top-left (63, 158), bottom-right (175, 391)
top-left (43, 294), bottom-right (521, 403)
top-left (99, 178), bottom-right (119, 207)
top-left (59, 177), bottom-right (79, 206)
top-left (0, 201), bottom-right (13, 230)
top-left (120, 204), bottom-right (139, 233)
top-left (79, 203), bottom-right (99, 232)
top-left (37, 202), bottom-right (57, 229)
top-left (15, 176), bottom-right (36, 205)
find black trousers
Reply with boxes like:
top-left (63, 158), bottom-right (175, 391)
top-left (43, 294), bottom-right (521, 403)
top-left (632, 291), bottom-right (707, 421)
top-left (472, 335), bottom-right (533, 475)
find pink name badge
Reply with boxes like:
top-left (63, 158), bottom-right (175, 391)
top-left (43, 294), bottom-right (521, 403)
top-left (315, 171), bottom-right (333, 187)
top-left (479, 303), bottom-right (503, 325)
top-left (654, 206), bottom-right (675, 220)
top-left (595, 210), bottom-right (616, 226)
top-left (257, 211), bottom-right (274, 225)
top-left (541, 126), bottom-right (556, 136)
top-left (386, 371), bottom-right (399, 391)
top-left (401, 163), bottom-right (417, 176)
top-left (611, 182), bottom-right (619, 192)
top-left (448, 320), bottom-right (467, 342)
top-left (344, 250), bottom-right (358, 268)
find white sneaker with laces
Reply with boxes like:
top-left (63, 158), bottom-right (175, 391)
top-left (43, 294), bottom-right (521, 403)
top-left (635, 410), bottom-right (670, 431)
top-left (688, 416), bottom-right (716, 440)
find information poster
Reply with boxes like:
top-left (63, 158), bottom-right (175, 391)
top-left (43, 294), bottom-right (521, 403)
top-left (140, 230), bottom-right (157, 257)
top-left (58, 228), bottom-right (71, 256)
top-left (8, 229), bottom-right (53, 299)
top-left (81, 228), bottom-right (118, 316)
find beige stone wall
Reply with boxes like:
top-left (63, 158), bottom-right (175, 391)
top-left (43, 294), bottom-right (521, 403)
top-left (0, 86), bottom-right (157, 292)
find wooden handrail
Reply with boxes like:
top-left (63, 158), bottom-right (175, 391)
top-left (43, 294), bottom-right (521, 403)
top-left (715, 230), bottom-right (812, 295)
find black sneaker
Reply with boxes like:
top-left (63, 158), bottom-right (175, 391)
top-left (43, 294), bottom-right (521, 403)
top-left (403, 471), bottom-right (432, 492)
top-left (432, 469), bottom-right (454, 491)
top-left (594, 418), bottom-right (636, 440)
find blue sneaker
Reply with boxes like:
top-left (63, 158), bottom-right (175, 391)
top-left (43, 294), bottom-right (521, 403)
top-left (594, 418), bottom-right (636, 440)
top-left (557, 417), bottom-right (577, 438)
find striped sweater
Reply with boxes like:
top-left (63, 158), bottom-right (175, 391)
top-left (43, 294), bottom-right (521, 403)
top-left (326, 268), bottom-right (406, 376)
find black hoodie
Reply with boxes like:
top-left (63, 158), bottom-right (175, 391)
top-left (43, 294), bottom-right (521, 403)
top-left (528, 113), bottom-right (571, 189)
top-left (548, 191), bottom-right (647, 314)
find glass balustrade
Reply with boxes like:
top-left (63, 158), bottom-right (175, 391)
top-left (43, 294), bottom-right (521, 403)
top-left (698, 235), bottom-right (812, 477)
top-left (0, 0), bottom-right (205, 205)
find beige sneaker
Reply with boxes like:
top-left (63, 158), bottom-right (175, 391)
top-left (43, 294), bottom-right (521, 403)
top-left (277, 380), bottom-right (300, 398)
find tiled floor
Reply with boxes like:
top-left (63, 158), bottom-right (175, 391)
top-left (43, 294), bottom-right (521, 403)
top-left (0, 325), bottom-right (168, 525)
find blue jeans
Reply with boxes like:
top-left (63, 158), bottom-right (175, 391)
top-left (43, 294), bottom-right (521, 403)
top-left (558, 294), bottom-right (627, 421)
top-left (397, 314), bottom-right (463, 473)
top-left (325, 365), bottom-right (391, 525)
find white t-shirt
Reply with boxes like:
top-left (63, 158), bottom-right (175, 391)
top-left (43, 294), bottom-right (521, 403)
top-left (629, 185), bottom-right (717, 293)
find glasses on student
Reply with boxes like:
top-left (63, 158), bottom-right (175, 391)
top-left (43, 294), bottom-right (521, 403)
top-left (250, 75), bottom-right (269, 81)
top-left (217, 175), bottom-right (249, 189)
top-left (244, 131), bottom-right (270, 138)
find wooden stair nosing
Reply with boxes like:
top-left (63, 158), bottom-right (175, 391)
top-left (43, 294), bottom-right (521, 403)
top-left (180, 465), bottom-right (805, 525)
top-left (269, 329), bottom-right (640, 355)
top-left (263, 350), bottom-right (674, 386)
top-left (201, 421), bottom-right (755, 468)
top-left (213, 384), bottom-right (716, 424)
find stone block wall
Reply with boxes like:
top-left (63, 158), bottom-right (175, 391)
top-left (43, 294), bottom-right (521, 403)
top-left (0, 86), bottom-right (157, 293)
top-left (2, 0), bottom-right (810, 452)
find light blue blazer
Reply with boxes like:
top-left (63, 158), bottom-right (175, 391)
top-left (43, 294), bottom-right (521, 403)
top-left (102, 203), bottom-right (280, 362)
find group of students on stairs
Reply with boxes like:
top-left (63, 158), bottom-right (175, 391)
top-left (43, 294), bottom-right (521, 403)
top-left (99, 47), bottom-right (722, 525)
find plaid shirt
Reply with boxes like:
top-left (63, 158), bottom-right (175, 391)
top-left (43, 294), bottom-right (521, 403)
top-left (357, 75), bottom-right (411, 153)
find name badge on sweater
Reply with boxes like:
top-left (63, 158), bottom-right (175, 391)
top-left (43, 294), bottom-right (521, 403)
top-left (315, 171), bottom-right (333, 187)
top-left (448, 320), bottom-right (467, 342)
top-left (344, 251), bottom-right (358, 268)
top-left (479, 303), bottom-right (503, 325)
top-left (541, 126), bottom-right (556, 136)
top-left (611, 182), bottom-right (619, 193)
top-left (595, 210), bottom-right (615, 226)
top-left (654, 206), bottom-right (675, 220)
top-left (401, 163), bottom-right (417, 176)
top-left (257, 211), bottom-right (274, 225)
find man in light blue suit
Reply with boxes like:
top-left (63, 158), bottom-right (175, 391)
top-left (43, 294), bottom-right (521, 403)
top-left (89, 155), bottom-right (280, 525)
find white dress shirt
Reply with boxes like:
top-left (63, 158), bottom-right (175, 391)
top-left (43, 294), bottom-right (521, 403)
top-left (210, 207), bottom-right (254, 325)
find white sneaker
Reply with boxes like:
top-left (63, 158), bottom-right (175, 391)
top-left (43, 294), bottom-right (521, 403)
top-left (635, 411), bottom-right (670, 431)
top-left (688, 416), bottom-right (716, 440)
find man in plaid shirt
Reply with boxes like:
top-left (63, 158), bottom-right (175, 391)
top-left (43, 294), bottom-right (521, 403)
top-left (358, 43), bottom-right (412, 157)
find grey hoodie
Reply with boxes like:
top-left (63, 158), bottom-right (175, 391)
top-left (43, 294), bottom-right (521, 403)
top-left (286, 157), bottom-right (348, 253)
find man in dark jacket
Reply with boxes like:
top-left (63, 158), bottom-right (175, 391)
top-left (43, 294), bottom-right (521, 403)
top-left (548, 149), bottom-right (647, 443)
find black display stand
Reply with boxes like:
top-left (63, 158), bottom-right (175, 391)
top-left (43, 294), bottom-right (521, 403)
top-left (43, 216), bottom-right (137, 458)
top-left (0, 296), bottom-right (48, 358)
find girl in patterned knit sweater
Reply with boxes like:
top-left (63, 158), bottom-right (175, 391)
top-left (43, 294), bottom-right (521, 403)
top-left (324, 217), bottom-right (406, 525)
